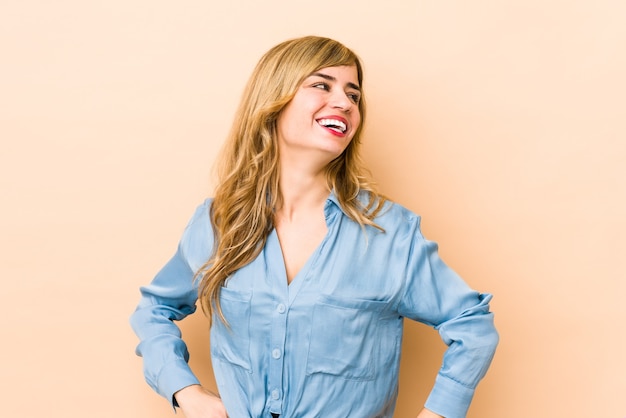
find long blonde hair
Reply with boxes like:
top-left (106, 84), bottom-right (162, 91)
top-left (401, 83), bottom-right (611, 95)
top-left (198, 36), bottom-right (386, 324)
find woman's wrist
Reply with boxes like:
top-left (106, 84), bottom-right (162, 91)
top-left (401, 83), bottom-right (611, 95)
top-left (417, 407), bottom-right (444, 418)
top-left (174, 384), bottom-right (205, 405)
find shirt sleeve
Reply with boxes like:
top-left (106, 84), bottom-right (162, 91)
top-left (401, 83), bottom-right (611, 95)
top-left (129, 200), bottom-right (214, 408)
top-left (395, 216), bottom-right (499, 418)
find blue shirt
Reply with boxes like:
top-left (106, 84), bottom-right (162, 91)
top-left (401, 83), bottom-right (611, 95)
top-left (130, 193), bottom-right (498, 418)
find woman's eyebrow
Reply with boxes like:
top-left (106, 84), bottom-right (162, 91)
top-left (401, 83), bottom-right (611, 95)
top-left (309, 72), bottom-right (361, 91)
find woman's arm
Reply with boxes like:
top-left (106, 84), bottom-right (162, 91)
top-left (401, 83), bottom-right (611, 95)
top-left (130, 200), bottom-right (214, 408)
top-left (397, 216), bottom-right (499, 418)
top-left (129, 243), bottom-right (202, 406)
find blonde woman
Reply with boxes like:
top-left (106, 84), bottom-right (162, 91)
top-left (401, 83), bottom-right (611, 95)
top-left (130, 36), bottom-right (498, 418)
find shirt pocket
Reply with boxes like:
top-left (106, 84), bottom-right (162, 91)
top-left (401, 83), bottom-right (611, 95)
top-left (305, 294), bottom-right (400, 381)
top-left (210, 287), bottom-right (252, 372)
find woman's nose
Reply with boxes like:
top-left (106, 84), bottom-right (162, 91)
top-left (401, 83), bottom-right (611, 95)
top-left (329, 91), bottom-right (352, 112)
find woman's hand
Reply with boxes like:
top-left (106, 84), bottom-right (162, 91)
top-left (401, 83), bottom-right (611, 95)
top-left (416, 407), bottom-right (444, 418)
top-left (174, 385), bottom-right (228, 418)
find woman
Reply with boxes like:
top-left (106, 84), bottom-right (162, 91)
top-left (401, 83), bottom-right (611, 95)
top-left (130, 36), bottom-right (498, 418)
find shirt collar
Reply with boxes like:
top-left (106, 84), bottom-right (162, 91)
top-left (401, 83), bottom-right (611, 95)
top-left (324, 190), bottom-right (345, 220)
top-left (324, 189), bottom-right (369, 221)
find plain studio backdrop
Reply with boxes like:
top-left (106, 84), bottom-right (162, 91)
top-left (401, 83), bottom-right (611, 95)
top-left (1, 1), bottom-right (624, 417)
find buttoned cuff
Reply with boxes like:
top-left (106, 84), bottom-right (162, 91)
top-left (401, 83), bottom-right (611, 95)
top-left (424, 373), bottom-right (475, 418)
top-left (155, 359), bottom-right (201, 410)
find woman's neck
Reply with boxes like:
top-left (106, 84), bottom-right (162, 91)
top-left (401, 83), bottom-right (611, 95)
top-left (277, 162), bottom-right (329, 222)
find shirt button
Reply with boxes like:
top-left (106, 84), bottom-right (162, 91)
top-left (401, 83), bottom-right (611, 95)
top-left (271, 389), bottom-right (280, 400)
top-left (277, 303), bottom-right (286, 313)
top-left (272, 348), bottom-right (282, 359)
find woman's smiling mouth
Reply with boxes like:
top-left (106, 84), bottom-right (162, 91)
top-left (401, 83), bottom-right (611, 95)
top-left (317, 118), bottom-right (347, 134)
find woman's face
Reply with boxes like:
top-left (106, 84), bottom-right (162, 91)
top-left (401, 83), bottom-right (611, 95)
top-left (276, 65), bottom-right (361, 166)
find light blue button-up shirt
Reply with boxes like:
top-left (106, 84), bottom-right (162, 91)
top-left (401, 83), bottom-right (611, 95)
top-left (130, 193), bottom-right (498, 418)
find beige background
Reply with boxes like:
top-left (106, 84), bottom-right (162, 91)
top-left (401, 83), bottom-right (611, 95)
top-left (2, 1), bottom-right (624, 417)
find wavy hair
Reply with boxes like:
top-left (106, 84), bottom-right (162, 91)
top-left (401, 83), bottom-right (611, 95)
top-left (197, 36), bottom-right (386, 324)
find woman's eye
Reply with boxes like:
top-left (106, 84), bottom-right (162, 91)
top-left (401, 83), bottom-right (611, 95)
top-left (348, 93), bottom-right (360, 104)
top-left (313, 82), bottom-right (329, 90)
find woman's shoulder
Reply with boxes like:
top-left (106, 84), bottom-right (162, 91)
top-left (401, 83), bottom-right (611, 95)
top-left (182, 197), bottom-right (213, 230)
top-left (178, 198), bottom-right (215, 271)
